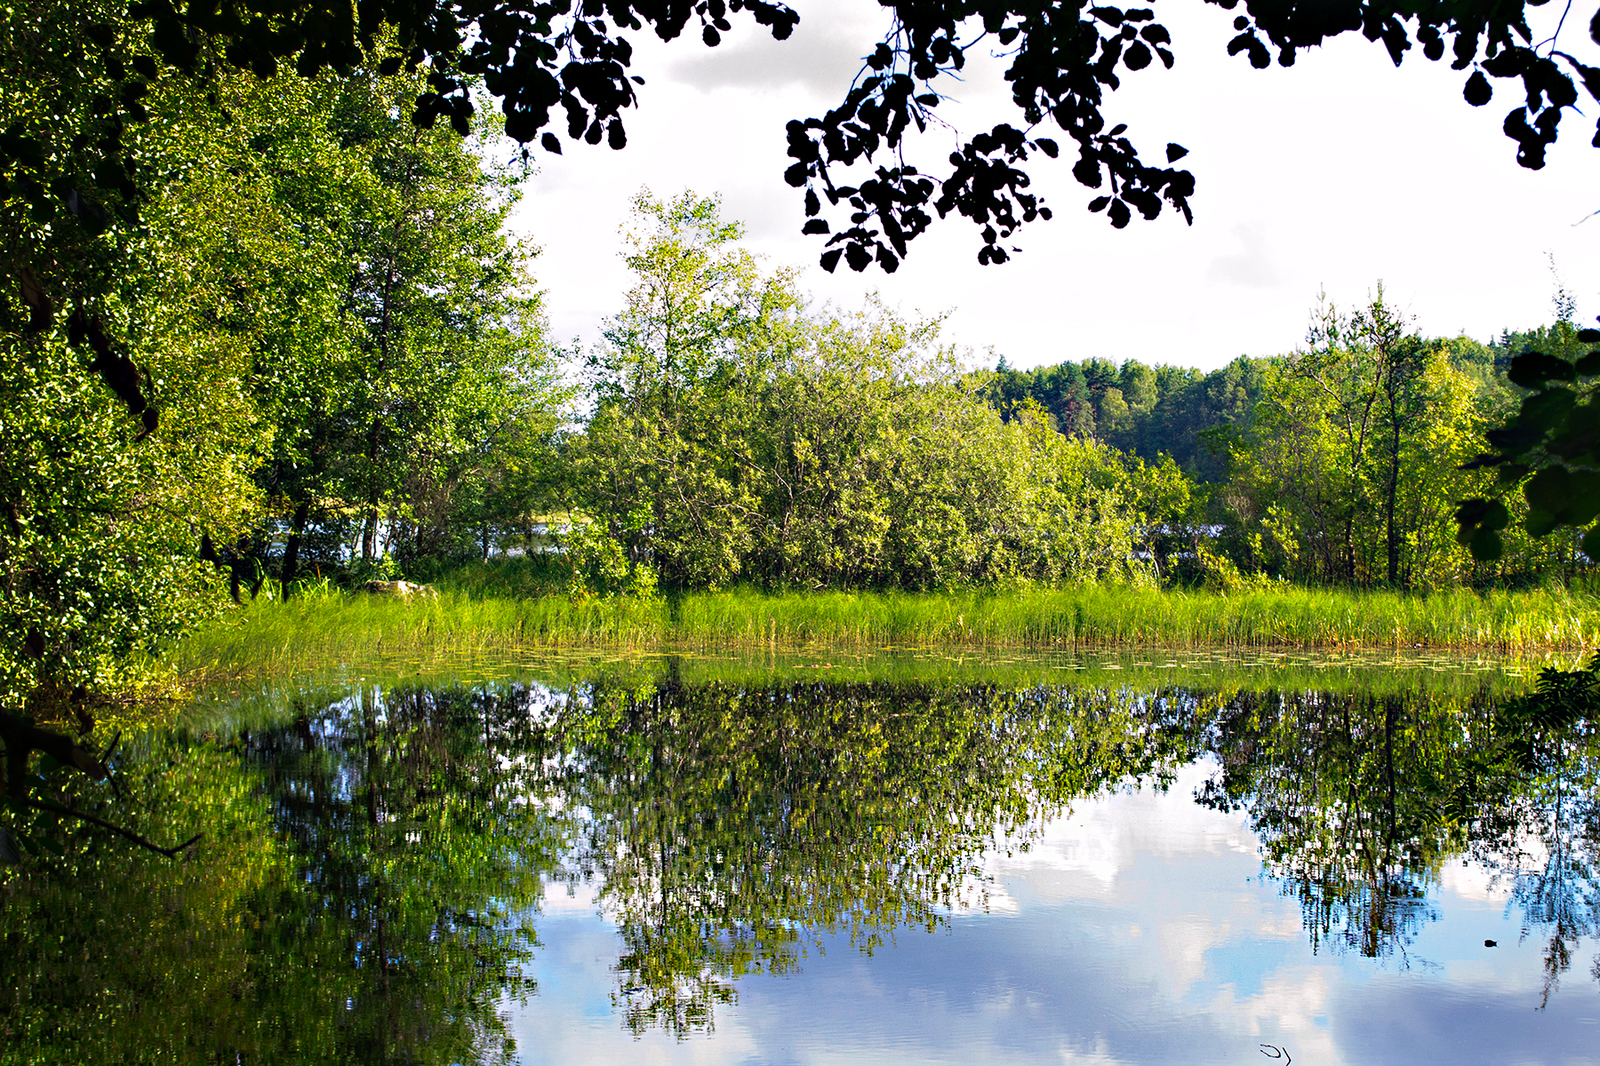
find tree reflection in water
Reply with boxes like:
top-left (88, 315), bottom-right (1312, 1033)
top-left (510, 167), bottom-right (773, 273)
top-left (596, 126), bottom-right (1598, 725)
top-left (2, 666), bottom-right (1596, 1058)
top-left (2, 682), bottom-right (559, 1065)
top-left (542, 671), bottom-right (1195, 1033)
top-left (244, 683), bottom-right (561, 1059)
top-left (1197, 682), bottom-right (1600, 999)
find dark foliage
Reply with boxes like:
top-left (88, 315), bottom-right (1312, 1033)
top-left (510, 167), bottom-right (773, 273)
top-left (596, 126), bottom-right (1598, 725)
top-left (1456, 324), bottom-right (1600, 559)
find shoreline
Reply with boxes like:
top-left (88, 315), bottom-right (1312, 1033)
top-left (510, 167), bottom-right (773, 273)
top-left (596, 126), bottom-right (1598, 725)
top-left (160, 584), bottom-right (1600, 688)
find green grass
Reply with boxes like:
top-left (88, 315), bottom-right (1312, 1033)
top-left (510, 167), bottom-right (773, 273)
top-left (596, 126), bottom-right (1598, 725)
top-left (160, 580), bottom-right (1600, 693)
top-left (670, 584), bottom-right (1600, 651)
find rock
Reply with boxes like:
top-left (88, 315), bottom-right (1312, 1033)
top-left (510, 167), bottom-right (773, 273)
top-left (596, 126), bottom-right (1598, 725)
top-left (365, 580), bottom-right (439, 600)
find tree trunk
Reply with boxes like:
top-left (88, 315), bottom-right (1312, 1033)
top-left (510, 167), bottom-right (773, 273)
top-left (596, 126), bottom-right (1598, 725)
top-left (281, 499), bottom-right (310, 600)
top-left (362, 419), bottom-right (382, 562)
top-left (1385, 412), bottom-right (1402, 587)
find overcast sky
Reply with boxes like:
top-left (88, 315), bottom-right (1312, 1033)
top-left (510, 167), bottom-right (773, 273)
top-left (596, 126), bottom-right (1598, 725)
top-left (507, 0), bottom-right (1600, 373)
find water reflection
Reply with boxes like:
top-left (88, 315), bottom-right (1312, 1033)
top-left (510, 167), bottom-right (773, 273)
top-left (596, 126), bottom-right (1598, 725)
top-left (242, 684), bottom-right (556, 1059)
top-left (1195, 686), bottom-right (1600, 1000)
top-left (3, 684), bottom-right (555, 1065)
top-left (541, 674), bottom-right (1194, 1033)
top-left (3, 665), bottom-right (1596, 1062)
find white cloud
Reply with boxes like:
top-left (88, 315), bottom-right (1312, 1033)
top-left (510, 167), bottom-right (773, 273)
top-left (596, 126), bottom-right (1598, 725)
top-left (665, 3), bottom-right (890, 97)
top-left (1209, 222), bottom-right (1284, 289)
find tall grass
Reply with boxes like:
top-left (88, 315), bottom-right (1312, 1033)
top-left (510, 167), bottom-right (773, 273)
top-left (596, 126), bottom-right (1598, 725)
top-left (672, 584), bottom-right (1600, 651)
top-left (161, 580), bottom-right (1600, 688)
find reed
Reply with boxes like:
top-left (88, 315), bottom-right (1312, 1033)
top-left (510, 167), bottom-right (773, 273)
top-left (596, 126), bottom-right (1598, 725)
top-left (666, 584), bottom-right (1600, 651)
top-left (161, 579), bottom-right (1599, 691)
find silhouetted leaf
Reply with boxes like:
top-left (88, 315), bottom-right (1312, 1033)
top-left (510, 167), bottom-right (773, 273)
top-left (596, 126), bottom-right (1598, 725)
top-left (1583, 525), bottom-right (1600, 560)
top-left (1469, 526), bottom-right (1504, 561)
top-left (1508, 351), bottom-right (1576, 388)
top-left (1524, 466), bottom-right (1571, 514)
top-left (1464, 70), bottom-right (1492, 106)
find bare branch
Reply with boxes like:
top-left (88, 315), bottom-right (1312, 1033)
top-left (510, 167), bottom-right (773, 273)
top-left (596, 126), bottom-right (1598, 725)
top-left (24, 797), bottom-right (201, 859)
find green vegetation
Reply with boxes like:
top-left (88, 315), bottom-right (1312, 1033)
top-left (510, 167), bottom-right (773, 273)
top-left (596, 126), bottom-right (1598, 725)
top-left (5, 109), bottom-right (1598, 720)
top-left (6, 0), bottom-right (1600, 894)
top-left (570, 192), bottom-right (1147, 593)
top-left (1, 35), bottom-right (565, 716)
top-left (2, 684), bottom-right (551, 1064)
top-left (988, 290), bottom-right (1598, 589)
top-left (162, 582), bottom-right (1600, 697)
top-left (7, 3), bottom-right (1600, 1054)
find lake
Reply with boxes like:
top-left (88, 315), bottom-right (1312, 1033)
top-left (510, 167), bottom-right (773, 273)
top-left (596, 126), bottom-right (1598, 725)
top-left (4, 651), bottom-right (1597, 1064)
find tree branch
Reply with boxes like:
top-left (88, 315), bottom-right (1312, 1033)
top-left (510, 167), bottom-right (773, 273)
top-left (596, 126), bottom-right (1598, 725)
top-left (24, 797), bottom-right (201, 859)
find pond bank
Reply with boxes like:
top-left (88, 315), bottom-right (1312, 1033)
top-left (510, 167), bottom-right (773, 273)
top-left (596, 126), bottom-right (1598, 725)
top-left (162, 583), bottom-right (1600, 687)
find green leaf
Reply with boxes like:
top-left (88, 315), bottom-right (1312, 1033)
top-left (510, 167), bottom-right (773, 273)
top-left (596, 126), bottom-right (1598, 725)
top-left (1582, 526), bottom-right (1600, 560)
top-left (1524, 466), bottom-right (1570, 514)
top-left (1557, 470), bottom-right (1600, 526)
top-left (1469, 526), bottom-right (1504, 561)
top-left (1525, 508), bottom-right (1559, 537)
top-left (1508, 352), bottom-right (1577, 388)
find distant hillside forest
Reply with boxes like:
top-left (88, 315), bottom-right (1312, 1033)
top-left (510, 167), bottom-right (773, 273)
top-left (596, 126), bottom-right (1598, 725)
top-left (980, 320), bottom-right (1586, 589)
top-left (986, 327), bottom-right (1562, 482)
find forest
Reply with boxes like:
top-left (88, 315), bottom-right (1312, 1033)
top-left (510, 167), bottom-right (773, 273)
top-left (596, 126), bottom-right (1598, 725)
top-left (4, 2), bottom-right (1600, 713)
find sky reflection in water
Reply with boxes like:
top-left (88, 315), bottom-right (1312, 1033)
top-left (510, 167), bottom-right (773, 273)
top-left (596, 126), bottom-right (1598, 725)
top-left (513, 755), bottom-right (1599, 1066)
top-left (8, 662), bottom-right (1598, 1065)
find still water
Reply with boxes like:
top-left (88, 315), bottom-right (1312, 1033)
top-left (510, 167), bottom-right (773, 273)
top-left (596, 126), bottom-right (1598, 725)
top-left (5, 656), bottom-right (1598, 1064)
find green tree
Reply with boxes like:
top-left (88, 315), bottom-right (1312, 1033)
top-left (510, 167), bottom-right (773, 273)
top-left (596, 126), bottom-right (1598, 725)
top-left (575, 194), bottom-right (1151, 592)
top-left (1224, 290), bottom-right (1486, 588)
top-left (1200, 673), bottom-right (1600, 983)
top-left (543, 670), bottom-right (1198, 1034)
top-left (0, 24), bottom-right (282, 713)
top-left (1455, 318), bottom-right (1600, 563)
top-left (183, 59), bottom-right (566, 586)
top-left (2, 683), bottom-right (559, 1064)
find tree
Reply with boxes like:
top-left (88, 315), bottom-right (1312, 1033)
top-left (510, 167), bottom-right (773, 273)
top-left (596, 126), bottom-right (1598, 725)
top-left (4, 683), bottom-right (558, 1063)
top-left (1296, 290), bottom-right (1429, 586)
top-left (0, 37), bottom-right (282, 715)
top-left (0, 40), bottom-right (563, 855)
top-left (542, 669), bottom-right (1198, 1034)
top-left (575, 190), bottom-right (802, 590)
top-left (1199, 668), bottom-right (1600, 984)
top-left (257, 64), bottom-right (548, 576)
top-left (1222, 297), bottom-right (1496, 587)
top-left (575, 193), bottom-right (1153, 592)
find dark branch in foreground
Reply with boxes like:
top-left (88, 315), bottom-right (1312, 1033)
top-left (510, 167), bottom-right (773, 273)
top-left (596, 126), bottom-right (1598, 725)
top-left (0, 710), bottom-right (110, 786)
top-left (23, 797), bottom-right (202, 859)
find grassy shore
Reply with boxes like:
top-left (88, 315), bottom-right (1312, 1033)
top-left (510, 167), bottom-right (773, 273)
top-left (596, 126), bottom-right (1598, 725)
top-left (163, 581), bottom-right (1600, 686)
